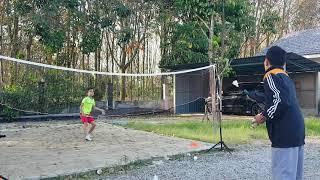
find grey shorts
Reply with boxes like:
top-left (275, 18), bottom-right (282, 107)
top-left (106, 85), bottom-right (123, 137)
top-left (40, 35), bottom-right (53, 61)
top-left (272, 145), bottom-right (304, 180)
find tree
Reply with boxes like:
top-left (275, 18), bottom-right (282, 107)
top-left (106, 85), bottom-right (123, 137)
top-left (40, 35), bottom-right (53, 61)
top-left (160, 0), bottom-right (255, 67)
top-left (292, 0), bottom-right (320, 31)
top-left (102, 0), bottom-right (157, 100)
top-left (157, 0), bottom-right (255, 121)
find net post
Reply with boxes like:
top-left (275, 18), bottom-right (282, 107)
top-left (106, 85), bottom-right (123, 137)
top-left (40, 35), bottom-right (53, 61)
top-left (38, 78), bottom-right (46, 112)
top-left (173, 74), bottom-right (176, 114)
top-left (107, 81), bottom-right (114, 110)
top-left (210, 64), bottom-right (217, 122)
top-left (0, 58), bottom-right (3, 85)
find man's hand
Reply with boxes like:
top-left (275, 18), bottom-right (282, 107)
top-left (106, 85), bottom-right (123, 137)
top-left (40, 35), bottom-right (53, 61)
top-left (254, 113), bottom-right (266, 124)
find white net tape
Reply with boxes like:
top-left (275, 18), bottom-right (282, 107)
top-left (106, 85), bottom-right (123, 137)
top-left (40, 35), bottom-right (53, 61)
top-left (0, 55), bottom-right (215, 76)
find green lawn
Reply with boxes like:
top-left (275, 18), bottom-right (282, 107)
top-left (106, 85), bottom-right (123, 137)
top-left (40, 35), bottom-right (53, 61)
top-left (125, 117), bottom-right (320, 144)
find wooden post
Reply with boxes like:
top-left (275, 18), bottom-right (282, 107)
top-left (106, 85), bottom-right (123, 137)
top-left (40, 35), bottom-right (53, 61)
top-left (162, 82), bottom-right (169, 110)
top-left (173, 75), bottom-right (176, 114)
top-left (211, 65), bottom-right (217, 122)
top-left (0, 59), bottom-right (3, 85)
top-left (217, 76), bottom-right (222, 124)
top-left (316, 72), bottom-right (320, 115)
top-left (107, 82), bottom-right (113, 110)
top-left (38, 78), bottom-right (46, 112)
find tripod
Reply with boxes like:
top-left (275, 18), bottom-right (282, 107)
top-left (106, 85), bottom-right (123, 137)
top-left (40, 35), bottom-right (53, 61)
top-left (208, 119), bottom-right (231, 154)
top-left (207, 113), bottom-right (232, 153)
top-left (207, 73), bottom-right (231, 153)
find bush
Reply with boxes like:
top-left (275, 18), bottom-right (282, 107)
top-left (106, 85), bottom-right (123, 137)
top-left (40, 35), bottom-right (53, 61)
top-left (0, 70), bottom-right (85, 116)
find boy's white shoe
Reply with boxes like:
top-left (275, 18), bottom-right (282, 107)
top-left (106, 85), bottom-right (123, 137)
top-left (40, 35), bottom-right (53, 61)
top-left (85, 134), bottom-right (92, 141)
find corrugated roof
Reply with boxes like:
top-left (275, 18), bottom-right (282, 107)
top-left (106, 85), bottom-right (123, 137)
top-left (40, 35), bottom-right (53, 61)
top-left (163, 53), bottom-right (320, 76)
top-left (259, 28), bottom-right (320, 56)
top-left (232, 53), bottom-right (320, 76)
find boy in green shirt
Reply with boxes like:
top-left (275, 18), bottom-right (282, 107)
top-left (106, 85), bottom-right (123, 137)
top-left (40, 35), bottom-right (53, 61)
top-left (80, 88), bottom-right (105, 141)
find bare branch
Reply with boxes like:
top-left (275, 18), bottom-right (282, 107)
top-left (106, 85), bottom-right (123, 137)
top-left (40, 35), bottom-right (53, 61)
top-left (124, 34), bottom-right (146, 69)
top-left (196, 15), bottom-right (210, 30)
top-left (105, 32), bottom-right (121, 68)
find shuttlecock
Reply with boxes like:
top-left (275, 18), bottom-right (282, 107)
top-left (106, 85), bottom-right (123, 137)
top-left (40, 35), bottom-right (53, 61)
top-left (193, 156), bottom-right (198, 161)
top-left (232, 80), bottom-right (239, 87)
top-left (96, 169), bottom-right (102, 175)
top-left (153, 174), bottom-right (159, 180)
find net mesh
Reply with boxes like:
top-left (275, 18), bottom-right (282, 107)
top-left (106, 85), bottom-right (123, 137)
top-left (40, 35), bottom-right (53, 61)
top-left (0, 55), bottom-right (214, 119)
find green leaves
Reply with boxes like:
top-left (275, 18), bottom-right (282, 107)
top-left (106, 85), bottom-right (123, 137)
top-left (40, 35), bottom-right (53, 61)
top-left (160, 22), bottom-right (209, 67)
top-left (101, 17), bottom-right (113, 28)
top-left (118, 27), bottom-right (134, 45)
top-left (15, 0), bottom-right (33, 15)
top-left (0, 70), bottom-right (85, 115)
top-left (115, 2), bottom-right (132, 18)
top-left (43, 29), bottom-right (66, 54)
top-left (34, 16), bottom-right (65, 54)
top-left (63, 0), bottom-right (80, 10)
top-left (81, 27), bottom-right (101, 54)
top-left (174, 0), bottom-right (213, 21)
top-left (261, 11), bottom-right (281, 34)
top-left (160, 0), bottom-right (255, 68)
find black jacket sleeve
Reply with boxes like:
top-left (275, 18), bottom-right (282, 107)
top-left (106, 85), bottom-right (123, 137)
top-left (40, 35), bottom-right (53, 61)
top-left (262, 74), bottom-right (286, 120)
top-left (247, 91), bottom-right (265, 104)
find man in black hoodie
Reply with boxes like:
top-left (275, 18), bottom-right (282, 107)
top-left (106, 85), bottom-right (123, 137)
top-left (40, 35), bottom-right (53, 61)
top-left (254, 46), bottom-right (305, 180)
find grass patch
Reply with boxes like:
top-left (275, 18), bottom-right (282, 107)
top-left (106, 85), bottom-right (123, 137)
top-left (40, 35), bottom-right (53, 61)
top-left (126, 119), bottom-right (268, 144)
top-left (305, 117), bottom-right (320, 137)
top-left (126, 117), bottom-right (320, 144)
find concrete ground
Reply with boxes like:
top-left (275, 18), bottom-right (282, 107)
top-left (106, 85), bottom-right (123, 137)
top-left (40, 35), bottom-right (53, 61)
top-left (102, 139), bottom-right (320, 180)
top-left (0, 120), bottom-right (211, 180)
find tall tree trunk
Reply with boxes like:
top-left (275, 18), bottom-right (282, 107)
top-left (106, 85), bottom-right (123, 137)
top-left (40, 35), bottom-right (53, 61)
top-left (11, 14), bottom-right (19, 82)
top-left (0, 11), bottom-right (4, 84)
top-left (120, 67), bottom-right (126, 101)
top-left (266, 33), bottom-right (270, 47)
top-left (26, 34), bottom-right (33, 60)
top-left (95, 50), bottom-right (98, 71)
top-left (146, 38), bottom-right (149, 97)
top-left (208, 13), bottom-right (214, 63)
top-left (250, 0), bottom-right (260, 56)
top-left (11, 15), bottom-right (19, 57)
top-left (120, 45), bottom-right (127, 101)
top-left (106, 36), bottom-right (109, 72)
top-left (243, 41), bottom-right (248, 58)
top-left (207, 0), bottom-right (216, 121)
top-left (130, 62), bottom-right (133, 101)
top-left (279, 0), bottom-right (287, 38)
top-left (66, 27), bottom-right (71, 68)
top-left (249, 38), bottom-right (255, 56)
top-left (82, 54), bottom-right (85, 70)
top-left (220, 0), bottom-right (226, 58)
top-left (87, 54), bottom-right (90, 70)
top-left (98, 47), bottom-right (101, 71)
top-left (142, 34), bottom-right (146, 100)
top-left (71, 30), bottom-right (77, 68)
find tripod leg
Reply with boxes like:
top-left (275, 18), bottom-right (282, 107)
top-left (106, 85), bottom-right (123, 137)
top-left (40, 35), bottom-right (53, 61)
top-left (202, 105), bottom-right (208, 122)
top-left (206, 142), bottom-right (221, 152)
top-left (221, 141), bottom-right (232, 154)
top-left (207, 107), bottom-right (211, 122)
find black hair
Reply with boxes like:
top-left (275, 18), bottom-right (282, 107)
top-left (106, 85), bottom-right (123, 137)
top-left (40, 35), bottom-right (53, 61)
top-left (87, 87), bottom-right (94, 92)
top-left (266, 46), bottom-right (287, 66)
